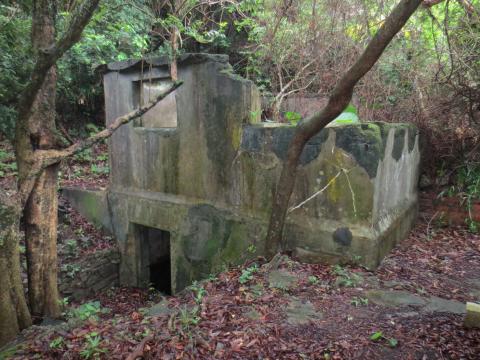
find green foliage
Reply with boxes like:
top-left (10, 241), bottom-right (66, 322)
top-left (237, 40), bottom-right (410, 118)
top-left (49, 336), bottom-right (65, 350)
top-left (333, 104), bottom-right (360, 125)
top-left (61, 263), bottom-right (81, 279)
top-left (350, 296), bottom-right (369, 307)
top-left (0, 4), bottom-right (32, 139)
top-left (74, 149), bottom-right (93, 163)
top-left (71, 146), bottom-right (109, 178)
top-left (388, 338), bottom-right (399, 348)
top-left (370, 331), bottom-right (398, 347)
top-left (247, 244), bottom-right (256, 254)
top-left (189, 281), bottom-right (206, 304)
top-left (80, 332), bottom-right (106, 359)
top-left (332, 265), bottom-right (363, 288)
top-left (85, 123), bottom-right (101, 137)
top-left (239, 263), bottom-right (258, 284)
top-left (467, 219), bottom-right (479, 234)
top-left (56, 0), bottom-right (153, 125)
top-left (370, 331), bottom-right (383, 341)
top-left (285, 111), bottom-right (302, 125)
top-left (0, 148), bottom-right (17, 177)
top-left (90, 163), bottom-right (109, 175)
top-left (178, 305), bottom-right (201, 332)
top-left (155, 14), bottom-right (229, 49)
top-left (64, 239), bottom-right (79, 257)
top-left (58, 297), bottom-right (69, 308)
top-left (308, 275), bottom-right (319, 285)
top-left (69, 301), bottom-right (109, 321)
top-left (440, 161), bottom-right (480, 233)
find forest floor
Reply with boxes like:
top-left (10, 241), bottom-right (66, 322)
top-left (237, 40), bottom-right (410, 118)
top-left (1, 139), bottom-right (480, 359)
top-left (0, 139), bottom-right (109, 191)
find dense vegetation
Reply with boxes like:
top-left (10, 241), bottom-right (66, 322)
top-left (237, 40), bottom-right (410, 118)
top-left (2, 0), bottom-right (478, 225)
top-left (2, 0), bottom-right (478, 157)
top-left (0, 0), bottom-right (477, 217)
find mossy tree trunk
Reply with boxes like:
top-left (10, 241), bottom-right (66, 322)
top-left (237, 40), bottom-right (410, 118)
top-left (0, 195), bottom-right (31, 347)
top-left (12, 0), bottom-right (174, 323)
top-left (14, 0), bottom-right (101, 320)
top-left (265, 0), bottom-right (424, 258)
top-left (25, 0), bottom-right (60, 318)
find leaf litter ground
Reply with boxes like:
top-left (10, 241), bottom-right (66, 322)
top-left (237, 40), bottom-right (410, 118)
top-left (1, 139), bottom-right (479, 359)
top-left (7, 195), bottom-right (480, 360)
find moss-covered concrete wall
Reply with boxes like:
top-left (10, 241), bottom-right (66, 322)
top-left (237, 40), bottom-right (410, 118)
top-left (236, 121), bottom-right (420, 268)
top-left (65, 53), bottom-right (422, 292)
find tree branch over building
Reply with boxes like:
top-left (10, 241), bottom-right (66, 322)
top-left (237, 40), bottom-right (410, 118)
top-left (265, 0), bottom-right (425, 257)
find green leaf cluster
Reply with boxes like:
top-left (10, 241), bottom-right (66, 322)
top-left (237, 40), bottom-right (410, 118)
top-left (0, 4), bottom-right (33, 138)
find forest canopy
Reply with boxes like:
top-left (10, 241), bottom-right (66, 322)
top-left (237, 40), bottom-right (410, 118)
top-left (1, 0), bottom-right (478, 170)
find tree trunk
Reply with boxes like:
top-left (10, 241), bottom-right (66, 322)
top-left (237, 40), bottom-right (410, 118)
top-left (264, 0), bottom-right (423, 258)
top-left (271, 101), bottom-right (282, 122)
top-left (0, 195), bottom-right (31, 347)
top-left (16, 0), bottom-right (61, 319)
top-left (24, 164), bottom-right (61, 318)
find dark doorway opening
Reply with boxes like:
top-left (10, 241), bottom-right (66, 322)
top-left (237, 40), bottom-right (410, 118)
top-left (137, 225), bottom-right (172, 295)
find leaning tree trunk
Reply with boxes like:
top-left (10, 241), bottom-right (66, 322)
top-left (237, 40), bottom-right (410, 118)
top-left (16, 0), bottom-right (61, 318)
top-left (264, 0), bottom-right (424, 258)
top-left (0, 194), bottom-right (31, 347)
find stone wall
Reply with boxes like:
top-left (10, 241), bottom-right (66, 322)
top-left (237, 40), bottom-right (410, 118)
top-left (59, 249), bottom-right (119, 301)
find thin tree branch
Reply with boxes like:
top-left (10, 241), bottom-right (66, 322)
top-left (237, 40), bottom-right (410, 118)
top-left (265, 0), bottom-right (424, 257)
top-left (18, 81), bottom-right (182, 207)
top-left (37, 81), bottom-right (182, 170)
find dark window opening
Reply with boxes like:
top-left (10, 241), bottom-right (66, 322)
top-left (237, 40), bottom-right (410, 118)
top-left (137, 225), bottom-right (172, 295)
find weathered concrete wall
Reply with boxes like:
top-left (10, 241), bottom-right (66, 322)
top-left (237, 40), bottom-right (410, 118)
top-left (104, 54), bottom-right (261, 204)
top-left (105, 190), bottom-right (265, 293)
top-left (236, 122), bottom-right (420, 268)
top-left (61, 188), bottom-right (112, 233)
top-left (64, 53), bottom-right (420, 293)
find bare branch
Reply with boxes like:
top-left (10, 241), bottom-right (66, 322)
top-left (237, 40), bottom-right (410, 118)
top-left (36, 81), bottom-right (183, 169)
top-left (18, 81), bottom-right (182, 208)
top-left (265, 0), bottom-right (424, 257)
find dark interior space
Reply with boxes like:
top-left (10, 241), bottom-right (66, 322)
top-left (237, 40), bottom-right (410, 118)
top-left (137, 225), bottom-right (172, 295)
top-left (149, 254), bottom-right (171, 295)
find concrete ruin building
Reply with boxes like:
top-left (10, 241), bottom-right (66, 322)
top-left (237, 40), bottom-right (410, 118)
top-left (63, 53), bottom-right (421, 294)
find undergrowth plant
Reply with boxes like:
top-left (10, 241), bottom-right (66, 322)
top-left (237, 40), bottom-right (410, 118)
top-left (174, 305), bottom-right (201, 336)
top-left (0, 149), bottom-right (17, 177)
top-left (370, 331), bottom-right (398, 348)
top-left (189, 281), bottom-right (206, 304)
top-left (80, 332), bottom-right (106, 359)
top-left (239, 264), bottom-right (258, 284)
top-left (68, 301), bottom-right (109, 322)
top-left (350, 296), bottom-right (369, 307)
top-left (332, 265), bottom-right (363, 288)
top-left (49, 336), bottom-right (64, 350)
top-left (440, 161), bottom-right (480, 233)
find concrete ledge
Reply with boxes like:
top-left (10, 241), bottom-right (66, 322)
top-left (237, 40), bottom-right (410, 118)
top-left (61, 187), bottom-right (112, 233)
